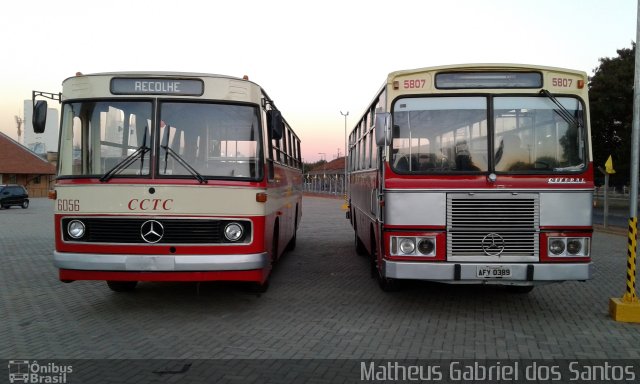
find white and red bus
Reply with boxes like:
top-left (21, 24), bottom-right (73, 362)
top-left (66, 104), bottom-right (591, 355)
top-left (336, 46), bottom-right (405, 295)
top-left (348, 64), bottom-right (592, 292)
top-left (33, 72), bottom-right (302, 292)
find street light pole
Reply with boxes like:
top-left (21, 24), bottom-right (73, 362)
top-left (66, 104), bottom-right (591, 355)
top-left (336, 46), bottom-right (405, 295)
top-left (340, 111), bottom-right (349, 204)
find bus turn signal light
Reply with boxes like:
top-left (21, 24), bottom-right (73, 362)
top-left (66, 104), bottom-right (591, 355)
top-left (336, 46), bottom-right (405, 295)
top-left (256, 192), bottom-right (268, 203)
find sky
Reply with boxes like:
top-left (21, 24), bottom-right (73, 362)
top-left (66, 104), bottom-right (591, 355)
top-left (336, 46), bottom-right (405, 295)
top-left (0, 0), bottom-right (637, 163)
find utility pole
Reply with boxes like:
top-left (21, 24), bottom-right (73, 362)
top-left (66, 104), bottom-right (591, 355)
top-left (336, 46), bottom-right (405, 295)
top-left (610, 0), bottom-right (640, 323)
top-left (340, 111), bottom-right (349, 211)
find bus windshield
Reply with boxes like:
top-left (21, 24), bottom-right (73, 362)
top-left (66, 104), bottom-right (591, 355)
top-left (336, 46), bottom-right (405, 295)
top-left (59, 100), bottom-right (152, 177)
top-left (58, 100), bottom-right (263, 180)
top-left (390, 95), bottom-right (586, 174)
top-left (158, 102), bottom-right (262, 179)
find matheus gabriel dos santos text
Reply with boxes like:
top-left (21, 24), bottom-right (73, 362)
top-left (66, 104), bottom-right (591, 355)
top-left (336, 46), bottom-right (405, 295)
top-left (360, 361), bottom-right (637, 382)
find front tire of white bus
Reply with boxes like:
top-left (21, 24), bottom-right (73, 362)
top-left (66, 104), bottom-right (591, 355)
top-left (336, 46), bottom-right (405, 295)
top-left (107, 281), bottom-right (138, 292)
top-left (378, 275), bottom-right (399, 292)
top-left (286, 207), bottom-right (298, 252)
top-left (247, 279), bottom-right (270, 294)
top-left (354, 220), bottom-right (366, 255)
top-left (505, 285), bottom-right (534, 294)
top-left (371, 232), bottom-right (399, 292)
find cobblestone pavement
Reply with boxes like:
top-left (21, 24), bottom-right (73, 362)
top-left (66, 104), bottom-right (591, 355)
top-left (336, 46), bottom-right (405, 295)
top-left (1, 197), bottom-right (639, 382)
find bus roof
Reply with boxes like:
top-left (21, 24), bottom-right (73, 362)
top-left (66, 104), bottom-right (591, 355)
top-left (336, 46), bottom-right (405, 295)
top-left (387, 63), bottom-right (587, 81)
top-left (64, 71), bottom-right (260, 86)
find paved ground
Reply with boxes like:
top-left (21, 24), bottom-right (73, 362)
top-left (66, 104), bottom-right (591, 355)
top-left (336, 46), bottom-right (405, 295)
top-left (1, 197), bottom-right (640, 383)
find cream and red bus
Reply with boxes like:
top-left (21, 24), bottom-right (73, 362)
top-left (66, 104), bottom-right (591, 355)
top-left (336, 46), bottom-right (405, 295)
top-left (33, 72), bottom-right (302, 292)
top-left (348, 64), bottom-right (592, 292)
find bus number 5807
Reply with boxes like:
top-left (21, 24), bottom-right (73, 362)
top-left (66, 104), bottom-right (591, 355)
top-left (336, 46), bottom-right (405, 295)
top-left (403, 79), bottom-right (426, 89)
top-left (552, 77), bottom-right (572, 87)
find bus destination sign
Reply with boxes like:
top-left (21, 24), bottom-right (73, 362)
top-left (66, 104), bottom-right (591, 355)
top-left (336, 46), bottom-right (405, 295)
top-left (111, 78), bottom-right (204, 96)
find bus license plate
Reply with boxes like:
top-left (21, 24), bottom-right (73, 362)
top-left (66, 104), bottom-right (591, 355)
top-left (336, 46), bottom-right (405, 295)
top-left (477, 265), bottom-right (512, 278)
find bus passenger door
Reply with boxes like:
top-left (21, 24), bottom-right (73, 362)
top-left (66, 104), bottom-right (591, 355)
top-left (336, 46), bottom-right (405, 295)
top-left (374, 146), bottom-right (385, 262)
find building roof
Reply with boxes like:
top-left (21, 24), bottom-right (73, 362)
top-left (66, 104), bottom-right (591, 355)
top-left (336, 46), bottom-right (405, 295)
top-left (0, 132), bottom-right (56, 175)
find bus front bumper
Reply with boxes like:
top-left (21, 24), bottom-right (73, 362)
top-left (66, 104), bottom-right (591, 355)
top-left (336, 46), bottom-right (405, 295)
top-left (383, 260), bottom-right (592, 283)
top-left (54, 251), bottom-right (270, 282)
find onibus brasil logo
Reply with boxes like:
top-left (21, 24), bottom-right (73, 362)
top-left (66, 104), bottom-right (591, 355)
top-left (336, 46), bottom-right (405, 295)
top-left (8, 360), bottom-right (72, 383)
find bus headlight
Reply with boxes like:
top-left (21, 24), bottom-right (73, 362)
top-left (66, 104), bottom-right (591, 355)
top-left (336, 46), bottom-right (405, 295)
top-left (417, 238), bottom-right (435, 256)
top-left (548, 237), bottom-right (590, 257)
top-left (566, 239), bottom-right (582, 255)
top-left (391, 235), bottom-right (437, 257)
top-left (224, 222), bottom-right (244, 242)
top-left (399, 238), bottom-right (415, 254)
top-left (549, 239), bottom-right (565, 255)
top-left (68, 220), bottom-right (86, 239)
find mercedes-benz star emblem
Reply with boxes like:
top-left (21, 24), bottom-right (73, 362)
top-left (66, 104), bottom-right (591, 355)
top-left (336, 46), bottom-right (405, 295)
top-left (481, 233), bottom-right (505, 256)
top-left (140, 220), bottom-right (164, 243)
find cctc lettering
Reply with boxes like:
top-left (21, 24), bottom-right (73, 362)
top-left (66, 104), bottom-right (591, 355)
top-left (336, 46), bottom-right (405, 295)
top-left (127, 198), bottom-right (173, 211)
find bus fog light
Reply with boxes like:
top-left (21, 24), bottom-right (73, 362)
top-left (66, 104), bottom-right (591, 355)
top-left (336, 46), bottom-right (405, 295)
top-left (417, 238), bottom-right (435, 255)
top-left (224, 223), bottom-right (244, 242)
top-left (399, 238), bottom-right (415, 254)
top-left (549, 239), bottom-right (565, 255)
top-left (567, 239), bottom-right (583, 255)
top-left (68, 220), bottom-right (86, 239)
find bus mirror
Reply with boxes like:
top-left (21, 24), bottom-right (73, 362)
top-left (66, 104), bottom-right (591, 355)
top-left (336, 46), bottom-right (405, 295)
top-left (268, 110), bottom-right (283, 140)
top-left (33, 100), bottom-right (48, 134)
top-left (374, 112), bottom-right (391, 146)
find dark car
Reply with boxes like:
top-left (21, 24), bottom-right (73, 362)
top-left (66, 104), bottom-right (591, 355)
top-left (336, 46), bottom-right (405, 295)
top-left (0, 185), bottom-right (29, 209)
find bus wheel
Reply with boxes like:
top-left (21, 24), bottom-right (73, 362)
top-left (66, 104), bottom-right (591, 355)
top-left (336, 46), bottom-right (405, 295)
top-left (377, 273), bottom-right (399, 292)
top-left (272, 225), bottom-right (280, 263)
top-left (286, 230), bottom-right (296, 251)
top-left (286, 212), bottom-right (298, 251)
top-left (506, 285), bottom-right (534, 294)
top-left (355, 230), bottom-right (366, 255)
top-left (372, 237), bottom-right (399, 292)
top-left (247, 279), bottom-right (270, 294)
top-left (107, 281), bottom-right (138, 292)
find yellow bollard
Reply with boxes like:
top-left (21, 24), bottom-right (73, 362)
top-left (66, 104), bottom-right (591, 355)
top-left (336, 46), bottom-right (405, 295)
top-left (609, 217), bottom-right (640, 322)
top-left (340, 194), bottom-right (349, 211)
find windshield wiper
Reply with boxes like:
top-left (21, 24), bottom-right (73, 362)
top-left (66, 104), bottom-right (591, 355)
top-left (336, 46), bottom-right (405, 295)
top-left (161, 145), bottom-right (207, 184)
top-left (539, 89), bottom-right (581, 129)
top-left (99, 145), bottom-right (150, 182)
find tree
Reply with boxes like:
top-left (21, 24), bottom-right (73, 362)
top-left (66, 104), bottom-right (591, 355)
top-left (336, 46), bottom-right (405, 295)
top-left (589, 43), bottom-right (635, 187)
top-left (302, 159), bottom-right (326, 174)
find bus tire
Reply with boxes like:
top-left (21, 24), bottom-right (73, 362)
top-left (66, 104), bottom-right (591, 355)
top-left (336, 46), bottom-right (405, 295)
top-left (247, 279), bottom-right (270, 294)
top-left (378, 275), bottom-right (399, 292)
top-left (286, 208), bottom-right (298, 251)
top-left (355, 231), bottom-right (366, 255)
top-left (107, 281), bottom-right (138, 292)
top-left (371, 234), bottom-right (400, 292)
top-left (506, 285), bottom-right (534, 294)
top-left (286, 230), bottom-right (296, 251)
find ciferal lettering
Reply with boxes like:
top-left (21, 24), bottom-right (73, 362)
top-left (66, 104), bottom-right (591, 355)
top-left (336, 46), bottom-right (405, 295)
top-left (547, 177), bottom-right (586, 184)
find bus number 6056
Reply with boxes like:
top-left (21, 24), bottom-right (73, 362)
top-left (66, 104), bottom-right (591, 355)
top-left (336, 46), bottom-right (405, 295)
top-left (57, 199), bottom-right (80, 211)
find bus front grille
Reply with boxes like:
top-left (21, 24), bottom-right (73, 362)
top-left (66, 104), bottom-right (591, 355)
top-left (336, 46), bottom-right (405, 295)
top-left (447, 193), bottom-right (539, 257)
top-left (61, 217), bottom-right (251, 244)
